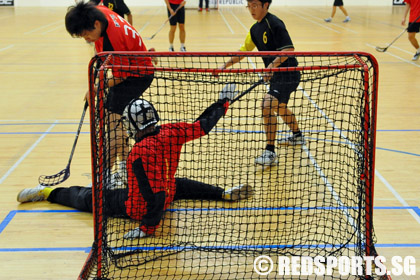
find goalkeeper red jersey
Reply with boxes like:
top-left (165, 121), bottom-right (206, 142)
top-left (124, 100), bottom-right (229, 235)
top-left (125, 122), bottom-right (205, 233)
top-left (95, 5), bottom-right (153, 77)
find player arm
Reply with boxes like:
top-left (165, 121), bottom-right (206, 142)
top-left (195, 99), bottom-right (230, 135)
top-left (267, 47), bottom-right (295, 69)
top-left (132, 157), bottom-right (166, 235)
top-left (220, 31), bottom-right (255, 69)
top-left (164, 0), bottom-right (174, 14)
top-left (402, 3), bottom-right (411, 25)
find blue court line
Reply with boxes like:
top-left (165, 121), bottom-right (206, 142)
top-left (1, 207), bottom-right (419, 235)
top-left (0, 244), bottom-right (419, 253)
top-left (0, 208), bottom-right (419, 253)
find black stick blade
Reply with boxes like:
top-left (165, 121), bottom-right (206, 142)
top-left (375, 46), bottom-right (387, 52)
top-left (38, 167), bottom-right (70, 186)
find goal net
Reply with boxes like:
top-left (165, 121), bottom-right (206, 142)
top-left (80, 51), bottom-right (380, 279)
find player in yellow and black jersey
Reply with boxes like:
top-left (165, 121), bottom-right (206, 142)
top-left (220, 0), bottom-right (303, 166)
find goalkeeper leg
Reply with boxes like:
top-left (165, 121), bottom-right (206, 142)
top-left (174, 178), bottom-right (253, 201)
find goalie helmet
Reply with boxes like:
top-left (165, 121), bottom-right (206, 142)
top-left (122, 98), bottom-right (160, 138)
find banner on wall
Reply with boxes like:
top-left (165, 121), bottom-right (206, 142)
top-left (0, 0), bottom-right (13, 6)
top-left (218, 0), bottom-right (245, 5)
top-left (393, 0), bottom-right (405, 5)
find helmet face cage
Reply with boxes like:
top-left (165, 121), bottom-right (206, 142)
top-left (122, 98), bottom-right (159, 138)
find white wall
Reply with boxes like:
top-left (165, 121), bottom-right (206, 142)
top-left (14, 0), bottom-right (392, 7)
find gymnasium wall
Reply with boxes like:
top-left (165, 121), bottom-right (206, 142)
top-left (13, 0), bottom-right (392, 7)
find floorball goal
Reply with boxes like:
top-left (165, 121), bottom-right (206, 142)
top-left (79, 51), bottom-right (381, 279)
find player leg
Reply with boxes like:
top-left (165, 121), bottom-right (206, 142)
top-left (254, 94), bottom-right (279, 166)
top-left (167, 4), bottom-right (178, 51)
top-left (325, 6), bottom-right (337, 22)
top-left (407, 23), bottom-right (420, 60)
top-left (339, 6), bottom-right (351, 22)
top-left (174, 178), bottom-right (253, 201)
top-left (177, 6), bottom-right (186, 51)
top-left (18, 184), bottom-right (128, 216)
top-left (105, 75), bottom-right (154, 186)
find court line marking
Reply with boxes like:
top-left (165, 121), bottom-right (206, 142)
top-left (218, 9), bottom-right (235, 34)
top-left (24, 20), bottom-right (63, 35)
top-left (0, 121), bottom-right (58, 185)
top-left (292, 9), bottom-right (358, 34)
top-left (375, 170), bottom-right (420, 225)
top-left (0, 45), bottom-right (14, 52)
top-left (287, 10), bottom-right (341, 34)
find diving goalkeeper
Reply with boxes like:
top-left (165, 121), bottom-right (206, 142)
top-left (17, 85), bottom-right (253, 239)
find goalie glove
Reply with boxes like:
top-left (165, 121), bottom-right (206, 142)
top-left (123, 227), bottom-right (147, 240)
top-left (219, 83), bottom-right (238, 101)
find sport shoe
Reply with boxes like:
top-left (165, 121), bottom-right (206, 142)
top-left (324, 18), bottom-right (332, 22)
top-left (343, 17), bottom-right (351, 23)
top-left (17, 185), bottom-right (47, 203)
top-left (223, 184), bottom-right (253, 201)
top-left (255, 150), bottom-right (278, 165)
top-left (278, 134), bottom-right (305, 145)
top-left (198, 8), bottom-right (203, 12)
top-left (169, 46), bottom-right (174, 52)
top-left (124, 227), bottom-right (148, 239)
top-left (206, 8), bottom-right (209, 12)
top-left (412, 52), bottom-right (420, 61)
top-left (180, 46), bottom-right (187, 52)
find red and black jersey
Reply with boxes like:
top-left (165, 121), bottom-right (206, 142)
top-left (405, 0), bottom-right (420, 23)
top-left (95, 6), bottom-right (153, 78)
top-left (125, 100), bottom-right (230, 235)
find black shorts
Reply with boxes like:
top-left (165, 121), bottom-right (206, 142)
top-left (105, 74), bottom-right (154, 115)
top-left (168, 3), bottom-right (185, 25)
top-left (333, 0), bottom-right (344, 6)
top-left (407, 22), bottom-right (420, 33)
top-left (268, 71), bottom-right (301, 104)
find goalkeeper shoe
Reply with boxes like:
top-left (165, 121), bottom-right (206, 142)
top-left (324, 18), bottom-right (332, 22)
top-left (17, 185), bottom-right (48, 203)
top-left (255, 150), bottom-right (278, 165)
top-left (412, 52), bottom-right (420, 61)
top-left (278, 134), bottom-right (305, 145)
top-left (223, 184), bottom-right (253, 201)
top-left (124, 227), bottom-right (148, 240)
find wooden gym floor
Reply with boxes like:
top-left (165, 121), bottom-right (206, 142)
top-left (0, 4), bottom-right (419, 280)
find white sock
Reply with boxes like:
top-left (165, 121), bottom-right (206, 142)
top-left (180, 43), bottom-right (185, 48)
top-left (417, 47), bottom-right (420, 53)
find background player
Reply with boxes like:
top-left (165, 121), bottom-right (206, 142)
top-left (402, 0), bottom-right (420, 60)
top-left (219, 0), bottom-right (303, 166)
top-left (17, 88), bottom-right (253, 239)
top-left (324, 0), bottom-right (351, 23)
top-left (65, 1), bottom-right (154, 182)
top-left (164, 0), bottom-right (187, 51)
top-left (90, 0), bottom-right (133, 25)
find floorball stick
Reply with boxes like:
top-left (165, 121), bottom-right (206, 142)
top-left (145, 5), bottom-right (182, 40)
top-left (376, 14), bottom-right (420, 52)
top-left (38, 101), bottom-right (88, 186)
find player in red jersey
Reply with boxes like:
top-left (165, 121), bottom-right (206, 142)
top-left (164, 0), bottom-right (187, 51)
top-left (65, 1), bottom-right (155, 178)
top-left (17, 85), bottom-right (253, 239)
top-left (403, 0), bottom-right (420, 60)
